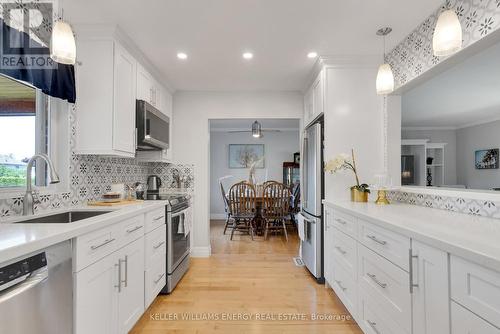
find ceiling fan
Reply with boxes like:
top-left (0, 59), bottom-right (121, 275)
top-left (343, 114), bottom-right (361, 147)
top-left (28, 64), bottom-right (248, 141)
top-left (227, 121), bottom-right (281, 138)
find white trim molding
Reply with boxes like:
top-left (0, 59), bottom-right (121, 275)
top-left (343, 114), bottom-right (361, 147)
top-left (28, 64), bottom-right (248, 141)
top-left (190, 246), bottom-right (211, 258)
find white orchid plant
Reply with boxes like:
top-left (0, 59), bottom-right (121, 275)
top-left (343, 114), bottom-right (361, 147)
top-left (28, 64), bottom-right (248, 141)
top-left (324, 149), bottom-right (370, 193)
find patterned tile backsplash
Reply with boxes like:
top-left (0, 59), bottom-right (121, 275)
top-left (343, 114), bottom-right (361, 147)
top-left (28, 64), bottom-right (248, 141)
top-left (388, 190), bottom-right (500, 219)
top-left (0, 105), bottom-right (194, 220)
top-left (387, 0), bottom-right (500, 90)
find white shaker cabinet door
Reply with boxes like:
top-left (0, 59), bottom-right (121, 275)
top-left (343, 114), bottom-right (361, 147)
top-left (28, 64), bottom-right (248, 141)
top-left (411, 240), bottom-right (450, 334)
top-left (323, 207), bottom-right (334, 286)
top-left (74, 253), bottom-right (119, 334)
top-left (117, 237), bottom-right (145, 334)
top-left (113, 42), bottom-right (137, 154)
top-left (451, 301), bottom-right (500, 334)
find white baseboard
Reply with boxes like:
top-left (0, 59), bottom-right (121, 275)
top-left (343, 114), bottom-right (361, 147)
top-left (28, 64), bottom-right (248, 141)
top-left (210, 213), bottom-right (226, 220)
top-left (190, 246), bottom-right (211, 257)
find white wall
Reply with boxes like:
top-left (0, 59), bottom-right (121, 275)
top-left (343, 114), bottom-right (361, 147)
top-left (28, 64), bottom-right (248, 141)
top-left (457, 120), bottom-right (500, 189)
top-left (173, 91), bottom-right (303, 256)
top-left (209, 130), bottom-right (299, 218)
top-left (323, 65), bottom-right (384, 202)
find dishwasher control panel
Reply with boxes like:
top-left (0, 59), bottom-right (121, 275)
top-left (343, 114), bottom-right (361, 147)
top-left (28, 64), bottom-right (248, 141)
top-left (0, 252), bottom-right (46, 292)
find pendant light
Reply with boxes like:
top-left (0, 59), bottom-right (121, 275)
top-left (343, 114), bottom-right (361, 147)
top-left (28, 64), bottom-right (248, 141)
top-left (50, 6), bottom-right (76, 65)
top-left (376, 27), bottom-right (394, 95)
top-left (252, 121), bottom-right (262, 138)
top-left (433, 9), bottom-right (462, 57)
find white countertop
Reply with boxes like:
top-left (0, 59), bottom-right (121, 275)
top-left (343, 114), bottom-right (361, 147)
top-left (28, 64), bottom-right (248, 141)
top-left (0, 201), bottom-right (168, 265)
top-left (324, 200), bottom-right (500, 272)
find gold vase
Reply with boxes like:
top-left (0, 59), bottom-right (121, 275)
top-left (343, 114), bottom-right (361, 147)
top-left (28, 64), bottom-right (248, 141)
top-left (351, 188), bottom-right (368, 202)
top-left (375, 190), bottom-right (390, 205)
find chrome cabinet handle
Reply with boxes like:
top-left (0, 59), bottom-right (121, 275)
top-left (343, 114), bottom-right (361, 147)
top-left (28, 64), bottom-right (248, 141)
top-left (90, 238), bottom-right (115, 250)
top-left (126, 225), bottom-right (142, 234)
top-left (367, 273), bottom-right (387, 289)
top-left (409, 249), bottom-right (419, 293)
top-left (335, 218), bottom-right (347, 225)
top-left (154, 273), bottom-right (165, 284)
top-left (153, 215), bottom-right (165, 222)
top-left (367, 320), bottom-right (381, 334)
top-left (120, 256), bottom-right (128, 288)
top-left (335, 280), bottom-right (347, 291)
top-left (335, 246), bottom-right (347, 255)
top-left (115, 261), bottom-right (122, 293)
top-left (153, 241), bottom-right (165, 249)
top-left (367, 235), bottom-right (387, 245)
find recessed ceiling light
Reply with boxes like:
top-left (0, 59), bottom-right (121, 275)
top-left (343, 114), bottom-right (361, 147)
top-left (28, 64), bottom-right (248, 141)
top-left (177, 52), bottom-right (188, 60)
top-left (242, 52), bottom-right (253, 60)
top-left (307, 51), bottom-right (318, 58)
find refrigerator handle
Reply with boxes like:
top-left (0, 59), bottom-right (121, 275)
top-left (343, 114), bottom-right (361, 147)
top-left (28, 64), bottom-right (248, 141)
top-left (302, 131), bottom-right (308, 209)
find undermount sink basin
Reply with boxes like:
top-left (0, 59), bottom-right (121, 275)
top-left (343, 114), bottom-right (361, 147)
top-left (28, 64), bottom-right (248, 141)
top-left (16, 211), bottom-right (112, 224)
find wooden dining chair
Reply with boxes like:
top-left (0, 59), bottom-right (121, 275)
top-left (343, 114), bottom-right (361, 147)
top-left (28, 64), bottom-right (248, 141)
top-left (227, 181), bottom-right (256, 240)
top-left (262, 182), bottom-right (290, 241)
top-left (219, 182), bottom-right (231, 234)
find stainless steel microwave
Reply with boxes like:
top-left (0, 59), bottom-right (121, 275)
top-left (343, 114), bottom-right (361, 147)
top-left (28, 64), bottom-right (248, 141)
top-left (136, 100), bottom-right (170, 150)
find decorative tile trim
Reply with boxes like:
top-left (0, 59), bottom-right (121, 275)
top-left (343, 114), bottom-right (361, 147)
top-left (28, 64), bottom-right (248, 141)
top-left (388, 190), bottom-right (500, 219)
top-left (386, 0), bottom-right (500, 89)
top-left (0, 105), bottom-right (194, 220)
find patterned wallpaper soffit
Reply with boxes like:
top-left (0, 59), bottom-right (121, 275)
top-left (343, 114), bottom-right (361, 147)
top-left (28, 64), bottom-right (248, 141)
top-left (386, 0), bottom-right (500, 90)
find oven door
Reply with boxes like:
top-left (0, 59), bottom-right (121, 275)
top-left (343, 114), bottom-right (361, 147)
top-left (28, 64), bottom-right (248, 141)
top-left (136, 100), bottom-right (170, 150)
top-left (168, 208), bottom-right (190, 273)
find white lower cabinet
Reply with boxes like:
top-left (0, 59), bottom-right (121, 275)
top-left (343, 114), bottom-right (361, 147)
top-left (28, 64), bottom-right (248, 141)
top-left (117, 238), bottom-right (145, 333)
top-left (74, 209), bottom-right (167, 334)
top-left (451, 301), bottom-right (500, 334)
top-left (75, 251), bottom-right (119, 334)
top-left (75, 237), bottom-right (144, 334)
top-left (325, 206), bottom-right (455, 334)
top-left (411, 240), bottom-right (450, 334)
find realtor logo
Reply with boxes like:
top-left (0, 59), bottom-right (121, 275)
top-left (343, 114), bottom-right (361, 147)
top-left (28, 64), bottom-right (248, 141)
top-left (0, 0), bottom-right (57, 69)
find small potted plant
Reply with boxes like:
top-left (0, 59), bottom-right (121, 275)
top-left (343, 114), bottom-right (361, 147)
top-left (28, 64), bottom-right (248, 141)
top-left (325, 149), bottom-right (370, 202)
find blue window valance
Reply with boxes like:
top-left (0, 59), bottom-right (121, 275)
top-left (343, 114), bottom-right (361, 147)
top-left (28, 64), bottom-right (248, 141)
top-left (0, 18), bottom-right (76, 103)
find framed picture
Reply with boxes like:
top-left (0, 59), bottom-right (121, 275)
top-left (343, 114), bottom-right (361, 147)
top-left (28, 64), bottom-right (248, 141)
top-left (228, 144), bottom-right (265, 168)
top-left (475, 149), bottom-right (499, 169)
top-left (294, 152), bottom-right (300, 164)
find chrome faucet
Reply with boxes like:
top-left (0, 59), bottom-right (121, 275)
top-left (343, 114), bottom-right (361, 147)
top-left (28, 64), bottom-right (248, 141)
top-left (23, 153), bottom-right (60, 216)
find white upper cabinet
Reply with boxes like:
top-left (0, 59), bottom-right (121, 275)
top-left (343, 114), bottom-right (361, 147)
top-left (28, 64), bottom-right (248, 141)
top-left (136, 64), bottom-right (159, 108)
top-left (304, 69), bottom-right (324, 128)
top-left (75, 37), bottom-right (137, 157)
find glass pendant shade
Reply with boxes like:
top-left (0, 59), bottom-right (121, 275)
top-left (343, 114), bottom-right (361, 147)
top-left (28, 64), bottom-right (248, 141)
top-left (433, 9), bottom-right (462, 57)
top-left (252, 121), bottom-right (262, 138)
top-left (376, 63), bottom-right (394, 95)
top-left (50, 20), bottom-right (76, 65)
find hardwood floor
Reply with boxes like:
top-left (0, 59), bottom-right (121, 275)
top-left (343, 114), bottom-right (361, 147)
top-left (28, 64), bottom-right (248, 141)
top-left (131, 220), bottom-right (362, 334)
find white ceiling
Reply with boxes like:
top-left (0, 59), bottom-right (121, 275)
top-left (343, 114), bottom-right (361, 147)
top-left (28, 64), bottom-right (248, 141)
top-left (402, 40), bottom-right (500, 128)
top-left (210, 118), bottom-right (300, 131)
top-left (65, 0), bottom-right (441, 91)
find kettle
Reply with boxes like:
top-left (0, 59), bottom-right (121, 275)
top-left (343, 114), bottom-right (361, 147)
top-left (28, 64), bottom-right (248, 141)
top-left (147, 175), bottom-right (162, 193)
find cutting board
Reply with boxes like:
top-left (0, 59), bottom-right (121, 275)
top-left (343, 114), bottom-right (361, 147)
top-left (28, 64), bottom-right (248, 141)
top-left (88, 199), bottom-right (144, 206)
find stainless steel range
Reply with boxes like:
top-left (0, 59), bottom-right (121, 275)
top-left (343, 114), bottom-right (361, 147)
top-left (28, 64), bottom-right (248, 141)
top-left (146, 194), bottom-right (191, 293)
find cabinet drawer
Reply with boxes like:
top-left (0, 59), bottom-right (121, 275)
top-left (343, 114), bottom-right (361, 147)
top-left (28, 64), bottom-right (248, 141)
top-left (450, 256), bottom-right (500, 329)
top-left (117, 215), bottom-right (145, 249)
top-left (74, 224), bottom-right (119, 271)
top-left (358, 293), bottom-right (409, 334)
top-left (332, 210), bottom-right (357, 238)
top-left (145, 207), bottom-right (166, 233)
top-left (358, 244), bottom-right (411, 333)
top-left (451, 301), bottom-right (500, 334)
top-left (332, 259), bottom-right (357, 317)
top-left (145, 254), bottom-right (166, 308)
top-left (145, 224), bottom-right (166, 269)
top-left (359, 219), bottom-right (410, 271)
top-left (332, 228), bottom-right (357, 275)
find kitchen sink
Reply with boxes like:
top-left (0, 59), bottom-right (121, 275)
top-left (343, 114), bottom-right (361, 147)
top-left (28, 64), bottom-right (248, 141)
top-left (15, 211), bottom-right (112, 224)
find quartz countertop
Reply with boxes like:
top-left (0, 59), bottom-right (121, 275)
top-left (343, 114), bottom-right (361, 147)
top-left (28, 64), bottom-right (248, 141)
top-left (0, 201), bottom-right (168, 265)
top-left (324, 200), bottom-right (500, 272)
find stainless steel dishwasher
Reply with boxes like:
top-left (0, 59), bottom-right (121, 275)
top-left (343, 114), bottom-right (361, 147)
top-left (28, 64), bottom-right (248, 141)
top-left (0, 240), bottom-right (73, 333)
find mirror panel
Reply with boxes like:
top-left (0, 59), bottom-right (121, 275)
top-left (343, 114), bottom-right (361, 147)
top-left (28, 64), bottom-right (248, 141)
top-left (401, 40), bottom-right (500, 191)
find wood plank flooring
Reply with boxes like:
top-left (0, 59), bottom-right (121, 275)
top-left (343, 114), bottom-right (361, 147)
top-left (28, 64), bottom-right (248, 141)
top-left (130, 220), bottom-right (362, 334)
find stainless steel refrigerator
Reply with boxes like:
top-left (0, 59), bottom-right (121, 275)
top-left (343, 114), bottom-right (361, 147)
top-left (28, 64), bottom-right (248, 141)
top-left (300, 120), bottom-right (324, 282)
